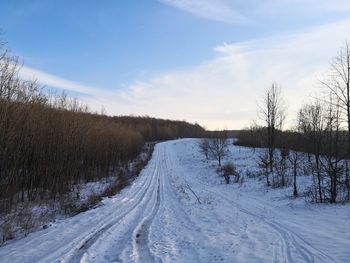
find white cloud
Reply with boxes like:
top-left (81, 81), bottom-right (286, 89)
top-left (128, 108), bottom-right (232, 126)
top-left (160, 0), bottom-right (350, 24)
top-left (159, 0), bottom-right (251, 24)
top-left (115, 18), bottom-right (350, 129)
top-left (20, 66), bottom-right (104, 95)
top-left (19, 66), bottom-right (123, 112)
top-left (261, 0), bottom-right (350, 13)
top-left (18, 18), bottom-right (350, 130)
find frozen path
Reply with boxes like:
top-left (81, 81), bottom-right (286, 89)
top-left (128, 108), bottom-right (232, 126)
top-left (0, 139), bottom-right (349, 262)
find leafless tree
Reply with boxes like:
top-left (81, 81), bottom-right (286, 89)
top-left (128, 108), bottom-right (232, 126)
top-left (198, 138), bottom-right (210, 160)
top-left (286, 130), bottom-right (303, 197)
top-left (258, 83), bottom-right (286, 174)
top-left (208, 130), bottom-right (229, 167)
top-left (258, 150), bottom-right (271, 186)
top-left (274, 146), bottom-right (289, 187)
top-left (320, 94), bottom-right (346, 203)
top-left (322, 41), bottom-right (350, 201)
top-left (298, 101), bottom-right (326, 202)
top-left (322, 41), bottom-right (350, 153)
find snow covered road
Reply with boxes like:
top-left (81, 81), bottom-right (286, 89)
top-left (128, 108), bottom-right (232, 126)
top-left (0, 139), bottom-right (349, 262)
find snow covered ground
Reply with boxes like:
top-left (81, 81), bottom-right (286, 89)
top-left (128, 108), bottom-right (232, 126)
top-left (0, 139), bottom-right (349, 263)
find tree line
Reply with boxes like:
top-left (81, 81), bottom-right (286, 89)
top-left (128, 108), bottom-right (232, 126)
top-left (236, 41), bottom-right (350, 203)
top-left (112, 116), bottom-right (206, 141)
top-left (0, 38), bottom-right (206, 212)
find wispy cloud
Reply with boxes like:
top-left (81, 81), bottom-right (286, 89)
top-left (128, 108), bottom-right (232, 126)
top-left (260, 0), bottom-right (350, 13)
top-left (20, 66), bottom-right (103, 95)
top-left (160, 0), bottom-right (350, 24)
top-left (18, 65), bottom-right (165, 115)
top-left (17, 18), bottom-right (350, 129)
top-left (159, 0), bottom-right (251, 24)
top-left (116, 18), bottom-right (350, 129)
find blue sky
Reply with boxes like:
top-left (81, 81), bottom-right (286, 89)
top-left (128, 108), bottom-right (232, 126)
top-left (1, 0), bottom-right (350, 129)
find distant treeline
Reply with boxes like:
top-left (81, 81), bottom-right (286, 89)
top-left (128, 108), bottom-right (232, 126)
top-left (236, 128), bottom-right (347, 157)
top-left (203, 130), bottom-right (239, 138)
top-left (112, 116), bottom-right (206, 141)
top-left (0, 39), bottom-right (206, 211)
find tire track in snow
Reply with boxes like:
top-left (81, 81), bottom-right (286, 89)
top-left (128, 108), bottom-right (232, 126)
top-left (133, 175), bottom-right (162, 263)
top-left (202, 188), bottom-right (335, 263)
top-left (234, 194), bottom-right (332, 263)
top-left (142, 145), bottom-right (205, 262)
top-left (132, 147), bottom-right (167, 263)
top-left (57, 149), bottom-right (161, 263)
top-left (3, 140), bottom-right (340, 263)
top-left (76, 146), bottom-right (163, 263)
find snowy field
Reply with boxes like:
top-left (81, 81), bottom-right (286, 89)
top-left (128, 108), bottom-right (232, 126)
top-left (0, 139), bottom-right (349, 263)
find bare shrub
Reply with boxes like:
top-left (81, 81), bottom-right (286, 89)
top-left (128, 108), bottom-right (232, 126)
top-left (1, 220), bottom-right (14, 244)
top-left (245, 169), bottom-right (257, 178)
top-left (58, 194), bottom-right (79, 216)
top-left (17, 204), bottom-right (34, 236)
top-left (217, 163), bottom-right (240, 184)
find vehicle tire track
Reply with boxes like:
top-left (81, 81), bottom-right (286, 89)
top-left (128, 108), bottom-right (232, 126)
top-left (59, 150), bottom-right (161, 263)
top-left (132, 148), bottom-right (166, 263)
top-left (202, 188), bottom-right (335, 263)
top-left (133, 176), bottom-right (162, 263)
top-left (135, 145), bottom-right (205, 262)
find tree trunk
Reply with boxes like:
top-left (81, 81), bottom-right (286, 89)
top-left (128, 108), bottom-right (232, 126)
top-left (315, 155), bottom-right (323, 202)
top-left (293, 163), bottom-right (298, 197)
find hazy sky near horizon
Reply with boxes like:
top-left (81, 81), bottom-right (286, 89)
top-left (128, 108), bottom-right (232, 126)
top-left (1, 0), bottom-right (350, 129)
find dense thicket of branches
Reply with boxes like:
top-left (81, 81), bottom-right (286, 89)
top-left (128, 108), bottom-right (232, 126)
top-left (0, 40), bottom-right (206, 212)
top-left (112, 116), bottom-right (206, 141)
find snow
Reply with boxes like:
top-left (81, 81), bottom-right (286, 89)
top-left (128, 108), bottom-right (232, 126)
top-left (0, 176), bottom-right (118, 244)
top-left (0, 139), bottom-right (349, 263)
top-left (0, 143), bottom-right (153, 243)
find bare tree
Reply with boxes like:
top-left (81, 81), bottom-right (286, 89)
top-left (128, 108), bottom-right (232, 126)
top-left (198, 138), bottom-right (210, 160)
top-left (298, 101), bottom-right (325, 202)
top-left (286, 130), bottom-right (303, 197)
top-left (258, 150), bottom-right (271, 186)
top-left (208, 130), bottom-right (229, 167)
top-left (321, 94), bottom-right (346, 203)
top-left (322, 41), bottom-right (350, 201)
top-left (258, 83), bottom-right (286, 173)
top-left (274, 146), bottom-right (289, 187)
top-left (322, 41), bottom-right (350, 154)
